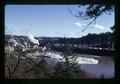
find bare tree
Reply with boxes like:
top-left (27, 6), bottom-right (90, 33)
top-left (5, 45), bottom-right (48, 78)
top-left (5, 46), bottom-right (22, 78)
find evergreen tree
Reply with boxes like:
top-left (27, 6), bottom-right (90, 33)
top-left (54, 42), bottom-right (84, 79)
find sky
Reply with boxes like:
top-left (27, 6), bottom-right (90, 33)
top-left (5, 5), bottom-right (114, 38)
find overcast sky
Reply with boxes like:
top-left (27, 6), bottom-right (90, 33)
top-left (5, 5), bottom-right (114, 38)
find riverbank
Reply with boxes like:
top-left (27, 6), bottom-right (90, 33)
top-left (51, 47), bottom-right (115, 56)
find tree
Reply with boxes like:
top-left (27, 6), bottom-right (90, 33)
top-left (5, 44), bottom-right (23, 78)
top-left (69, 5), bottom-right (114, 32)
top-left (21, 46), bottom-right (50, 79)
top-left (54, 42), bottom-right (85, 79)
top-left (110, 24), bottom-right (115, 31)
top-left (5, 38), bottom-right (50, 78)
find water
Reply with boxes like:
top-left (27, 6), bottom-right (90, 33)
top-left (45, 52), bottom-right (114, 79)
top-left (77, 54), bottom-right (114, 79)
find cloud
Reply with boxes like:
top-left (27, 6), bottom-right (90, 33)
top-left (74, 22), bottom-right (86, 28)
top-left (92, 24), bottom-right (105, 30)
top-left (74, 22), bottom-right (105, 30)
top-left (68, 32), bottom-right (76, 37)
top-left (63, 32), bottom-right (81, 38)
top-left (75, 22), bottom-right (82, 27)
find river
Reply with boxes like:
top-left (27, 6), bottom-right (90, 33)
top-left (76, 54), bottom-right (114, 79)
top-left (45, 51), bottom-right (114, 79)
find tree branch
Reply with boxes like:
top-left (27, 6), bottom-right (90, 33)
top-left (79, 7), bottom-right (107, 32)
top-left (11, 54), bottom-right (21, 75)
top-left (69, 5), bottom-right (113, 32)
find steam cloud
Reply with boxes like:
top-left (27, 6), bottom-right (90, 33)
top-left (27, 32), bottom-right (39, 45)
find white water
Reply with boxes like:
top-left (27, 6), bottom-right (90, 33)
top-left (45, 52), bottom-right (98, 64)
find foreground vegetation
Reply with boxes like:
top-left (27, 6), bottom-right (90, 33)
top-left (5, 43), bottom-right (89, 79)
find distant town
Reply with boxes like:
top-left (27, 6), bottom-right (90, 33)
top-left (5, 32), bottom-right (114, 56)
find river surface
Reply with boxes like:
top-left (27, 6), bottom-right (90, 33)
top-left (76, 54), bottom-right (114, 79)
top-left (45, 51), bottom-right (114, 79)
